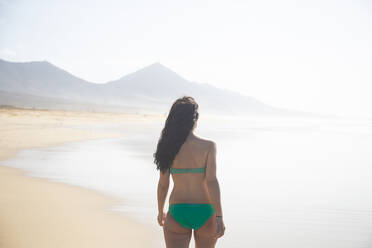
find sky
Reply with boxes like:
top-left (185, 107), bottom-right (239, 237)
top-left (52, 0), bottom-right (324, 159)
top-left (0, 0), bottom-right (371, 118)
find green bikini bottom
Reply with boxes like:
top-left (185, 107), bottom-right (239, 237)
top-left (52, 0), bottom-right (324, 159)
top-left (168, 203), bottom-right (215, 230)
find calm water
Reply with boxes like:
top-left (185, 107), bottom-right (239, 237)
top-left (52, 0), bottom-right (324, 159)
top-left (2, 115), bottom-right (372, 248)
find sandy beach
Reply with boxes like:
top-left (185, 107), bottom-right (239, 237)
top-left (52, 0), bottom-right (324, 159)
top-left (0, 107), bottom-right (162, 248)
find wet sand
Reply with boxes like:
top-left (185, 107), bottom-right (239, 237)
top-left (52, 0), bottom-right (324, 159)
top-left (0, 107), bottom-right (162, 248)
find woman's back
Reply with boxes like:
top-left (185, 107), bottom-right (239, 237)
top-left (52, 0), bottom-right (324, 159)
top-left (169, 134), bottom-right (213, 204)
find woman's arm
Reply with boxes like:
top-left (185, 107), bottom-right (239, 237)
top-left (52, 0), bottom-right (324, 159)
top-left (157, 169), bottom-right (170, 219)
top-left (206, 141), bottom-right (225, 238)
top-left (205, 141), bottom-right (223, 217)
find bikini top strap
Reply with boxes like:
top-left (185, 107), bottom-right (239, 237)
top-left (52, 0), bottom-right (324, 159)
top-left (170, 165), bottom-right (206, 174)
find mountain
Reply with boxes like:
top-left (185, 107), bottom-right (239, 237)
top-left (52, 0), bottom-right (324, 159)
top-left (0, 58), bottom-right (305, 116)
top-left (104, 62), bottom-right (280, 115)
top-left (0, 59), bottom-right (106, 102)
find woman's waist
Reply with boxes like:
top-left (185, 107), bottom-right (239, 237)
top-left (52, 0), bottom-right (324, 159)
top-left (169, 188), bottom-right (211, 204)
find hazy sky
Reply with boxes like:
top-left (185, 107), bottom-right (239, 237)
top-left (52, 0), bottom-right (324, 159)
top-left (1, 0), bottom-right (371, 118)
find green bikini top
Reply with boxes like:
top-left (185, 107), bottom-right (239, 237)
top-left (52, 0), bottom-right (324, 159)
top-left (170, 165), bottom-right (206, 174)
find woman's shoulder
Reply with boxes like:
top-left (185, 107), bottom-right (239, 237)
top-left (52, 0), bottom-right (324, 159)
top-left (194, 135), bottom-right (216, 147)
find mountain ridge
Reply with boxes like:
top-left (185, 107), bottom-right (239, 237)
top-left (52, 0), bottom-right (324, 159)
top-left (0, 58), bottom-right (317, 116)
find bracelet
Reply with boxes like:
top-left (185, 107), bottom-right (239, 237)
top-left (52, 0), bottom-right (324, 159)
top-left (216, 215), bottom-right (223, 218)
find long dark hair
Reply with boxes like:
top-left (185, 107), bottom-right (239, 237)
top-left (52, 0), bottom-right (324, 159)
top-left (153, 96), bottom-right (199, 174)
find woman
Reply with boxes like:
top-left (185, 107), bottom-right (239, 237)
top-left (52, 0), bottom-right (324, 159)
top-left (153, 96), bottom-right (225, 248)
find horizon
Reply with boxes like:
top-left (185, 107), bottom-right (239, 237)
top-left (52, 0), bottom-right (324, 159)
top-left (1, 0), bottom-right (371, 118)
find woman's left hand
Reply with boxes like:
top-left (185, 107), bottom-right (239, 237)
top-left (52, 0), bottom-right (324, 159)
top-left (157, 212), bottom-right (166, 226)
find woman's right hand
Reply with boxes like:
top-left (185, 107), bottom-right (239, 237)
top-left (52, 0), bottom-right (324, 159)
top-left (157, 212), bottom-right (166, 226)
top-left (214, 216), bottom-right (225, 239)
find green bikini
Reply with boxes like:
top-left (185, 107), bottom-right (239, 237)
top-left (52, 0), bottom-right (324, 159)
top-left (168, 165), bottom-right (215, 230)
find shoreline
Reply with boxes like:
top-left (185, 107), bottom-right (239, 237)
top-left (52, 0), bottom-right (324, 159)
top-left (0, 108), bottom-right (161, 248)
